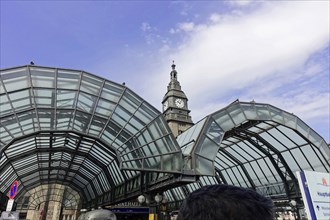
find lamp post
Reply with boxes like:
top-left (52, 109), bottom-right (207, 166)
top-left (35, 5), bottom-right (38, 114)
top-left (154, 193), bottom-right (163, 204)
top-left (289, 200), bottom-right (300, 220)
top-left (137, 195), bottom-right (146, 204)
top-left (155, 193), bottom-right (168, 220)
top-left (137, 193), bottom-right (168, 220)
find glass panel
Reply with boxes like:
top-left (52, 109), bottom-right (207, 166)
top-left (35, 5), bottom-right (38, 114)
top-left (172, 187), bottom-right (185, 200)
top-left (267, 126), bottom-right (296, 150)
top-left (57, 69), bottom-right (81, 90)
top-left (101, 82), bottom-right (124, 103)
top-left (226, 144), bottom-right (248, 163)
top-left (244, 162), bottom-right (262, 185)
top-left (77, 92), bottom-right (96, 113)
top-left (81, 73), bottom-right (103, 95)
top-left (240, 103), bottom-right (258, 120)
top-left (112, 108), bottom-right (129, 127)
top-left (230, 166), bottom-right (250, 187)
top-left (1, 67), bottom-right (29, 92)
top-left (56, 110), bottom-right (74, 130)
top-left (73, 111), bottom-right (92, 133)
top-left (206, 119), bottom-right (224, 145)
top-left (120, 90), bottom-right (142, 114)
top-left (88, 115), bottom-right (106, 136)
top-left (196, 135), bottom-right (219, 160)
top-left (177, 117), bottom-right (207, 147)
top-left (221, 169), bottom-right (235, 185)
top-left (259, 130), bottom-right (287, 152)
top-left (228, 104), bottom-right (247, 125)
top-left (8, 89), bottom-right (33, 112)
top-left (255, 104), bottom-right (271, 120)
top-left (148, 120), bottom-right (162, 140)
top-left (127, 116), bottom-right (144, 134)
top-left (57, 90), bottom-right (77, 108)
top-left (38, 109), bottom-right (53, 130)
top-left (163, 152), bottom-right (181, 172)
top-left (256, 158), bottom-right (279, 183)
top-left (143, 156), bottom-right (161, 169)
top-left (34, 89), bottom-right (55, 107)
top-left (181, 141), bottom-right (194, 156)
top-left (0, 94), bottom-right (12, 115)
top-left (213, 110), bottom-right (235, 131)
top-left (95, 99), bottom-right (116, 117)
top-left (282, 112), bottom-right (297, 130)
top-left (30, 67), bottom-right (56, 88)
top-left (268, 105), bottom-right (284, 123)
top-left (195, 156), bottom-right (213, 175)
top-left (281, 150), bottom-right (300, 172)
top-left (309, 130), bottom-right (324, 149)
top-left (278, 126), bottom-right (307, 148)
top-left (1, 115), bottom-right (22, 140)
top-left (134, 103), bottom-right (158, 124)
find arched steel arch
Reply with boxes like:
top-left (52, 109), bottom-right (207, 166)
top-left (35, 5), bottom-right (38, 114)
top-left (0, 65), bottom-right (183, 209)
top-left (169, 100), bottom-right (329, 209)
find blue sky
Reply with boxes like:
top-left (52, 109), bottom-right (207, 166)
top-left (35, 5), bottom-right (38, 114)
top-left (1, 1), bottom-right (329, 142)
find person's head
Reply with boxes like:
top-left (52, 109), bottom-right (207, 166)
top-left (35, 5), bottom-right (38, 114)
top-left (177, 184), bottom-right (274, 220)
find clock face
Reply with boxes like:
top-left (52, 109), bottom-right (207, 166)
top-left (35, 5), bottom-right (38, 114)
top-left (163, 100), bottom-right (168, 110)
top-left (175, 98), bottom-right (184, 108)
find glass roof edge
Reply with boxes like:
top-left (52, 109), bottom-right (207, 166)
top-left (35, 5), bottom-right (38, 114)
top-left (1, 64), bottom-right (128, 94)
top-left (0, 65), bottom-right (30, 72)
top-left (205, 100), bottom-right (328, 144)
top-left (265, 102), bottom-right (329, 150)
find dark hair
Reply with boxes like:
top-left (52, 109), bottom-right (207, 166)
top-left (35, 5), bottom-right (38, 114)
top-left (177, 184), bottom-right (274, 220)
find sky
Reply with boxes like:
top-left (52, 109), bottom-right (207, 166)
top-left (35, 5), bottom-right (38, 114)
top-left (1, 0), bottom-right (329, 142)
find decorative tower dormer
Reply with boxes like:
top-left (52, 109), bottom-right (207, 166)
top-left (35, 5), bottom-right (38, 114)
top-left (162, 62), bottom-right (194, 137)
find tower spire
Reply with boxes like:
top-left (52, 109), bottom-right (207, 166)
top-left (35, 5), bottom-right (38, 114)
top-left (170, 60), bottom-right (177, 80)
top-left (162, 61), bottom-right (193, 137)
top-left (171, 60), bottom-right (176, 70)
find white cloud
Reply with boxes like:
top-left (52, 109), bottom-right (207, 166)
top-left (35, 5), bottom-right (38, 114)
top-left (210, 13), bottom-right (221, 23)
top-left (169, 22), bottom-right (195, 33)
top-left (169, 22), bottom-right (207, 35)
top-left (226, 0), bottom-right (253, 6)
top-left (169, 28), bottom-right (177, 34)
top-left (141, 22), bottom-right (151, 32)
top-left (178, 22), bottom-right (195, 32)
top-left (144, 1), bottom-right (329, 141)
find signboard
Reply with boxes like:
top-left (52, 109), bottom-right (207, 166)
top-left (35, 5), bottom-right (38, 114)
top-left (297, 170), bottom-right (330, 220)
top-left (9, 180), bottom-right (18, 199)
top-left (6, 199), bottom-right (14, 212)
top-left (109, 207), bottom-right (149, 213)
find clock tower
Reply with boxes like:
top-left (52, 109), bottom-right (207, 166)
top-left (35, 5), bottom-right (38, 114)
top-left (162, 62), bottom-right (194, 137)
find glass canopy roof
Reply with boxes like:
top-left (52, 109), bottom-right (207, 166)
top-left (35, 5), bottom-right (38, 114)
top-left (166, 100), bottom-right (329, 206)
top-left (1, 65), bottom-right (328, 211)
top-left (0, 65), bottom-right (183, 208)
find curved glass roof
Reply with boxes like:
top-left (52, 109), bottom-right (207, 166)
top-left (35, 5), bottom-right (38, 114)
top-left (0, 65), bottom-right (183, 207)
top-left (169, 100), bottom-right (329, 205)
top-left (1, 65), bottom-right (328, 211)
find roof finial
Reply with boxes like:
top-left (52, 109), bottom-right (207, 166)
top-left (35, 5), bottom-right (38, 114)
top-left (171, 60), bottom-right (176, 70)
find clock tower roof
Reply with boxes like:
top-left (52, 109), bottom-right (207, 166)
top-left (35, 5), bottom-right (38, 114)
top-left (163, 62), bottom-right (188, 102)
